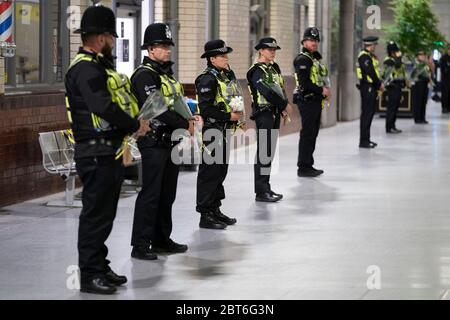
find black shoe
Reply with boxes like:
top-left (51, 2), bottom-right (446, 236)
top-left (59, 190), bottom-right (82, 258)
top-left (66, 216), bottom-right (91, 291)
top-left (369, 141), bottom-right (378, 147)
top-left (386, 128), bottom-right (401, 134)
top-left (359, 142), bottom-right (375, 149)
top-left (80, 277), bottom-right (117, 295)
top-left (311, 167), bottom-right (324, 175)
top-left (297, 168), bottom-right (321, 177)
top-left (256, 192), bottom-right (281, 203)
top-left (199, 212), bottom-right (227, 229)
top-left (443, 109), bottom-right (449, 114)
top-left (415, 120), bottom-right (428, 124)
top-left (214, 208), bottom-right (237, 225)
top-left (131, 246), bottom-right (158, 260)
top-left (269, 190), bottom-right (283, 200)
top-left (152, 239), bottom-right (188, 254)
top-left (105, 270), bottom-right (127, 286)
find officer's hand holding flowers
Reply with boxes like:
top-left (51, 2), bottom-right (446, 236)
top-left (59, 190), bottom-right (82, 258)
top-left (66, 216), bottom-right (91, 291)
top-left (135, 119), bottom-right (151, 137)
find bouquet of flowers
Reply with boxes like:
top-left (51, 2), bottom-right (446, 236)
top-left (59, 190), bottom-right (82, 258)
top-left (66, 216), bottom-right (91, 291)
top-left (138, 89), bottom-right (169, 121)
top-left (225, 80), bottom-right (246, 128)
top-left (261, 69), bottom-right (286, 100)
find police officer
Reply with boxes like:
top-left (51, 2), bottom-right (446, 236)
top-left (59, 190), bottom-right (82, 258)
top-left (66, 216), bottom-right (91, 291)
top-left (411, 51), bottom-right (432, 124)
top-left (357, 36), bottom-right (384, 148)
top-left (440, 44), bottom-right (450, 114)
top-left (383, 41), bottom-right (407, 134)
top-left (247, 37), bottom-right (290, 202)
top-left (130, 23), bottom-right (196, 260)
top-left (195, 39), bottom-right (241, 229)
top-left (294, 27), bottom-right (330, 177)
top-left (65, 5), bottom-right (149, 294)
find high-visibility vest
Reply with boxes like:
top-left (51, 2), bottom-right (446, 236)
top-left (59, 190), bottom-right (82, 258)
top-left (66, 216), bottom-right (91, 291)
top-left (133, 63), bottom-right (184, 111)
top-left (197, 67), bottom-right (240, 113)
top-left (65, 53), bottom-right (139, 132)
top-left (295, 51), bottom-right (323, 87)
top-left (356, 50), bottom-right (381, 84)
top-left (383, 56), bottom-right (406, 81)
top-left (249, 63), bottom-right (285, 105)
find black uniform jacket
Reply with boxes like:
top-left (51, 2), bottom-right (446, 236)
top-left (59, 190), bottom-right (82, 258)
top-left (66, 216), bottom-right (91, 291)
top-left (247, 62), bottom-right (288, 112)
top-left (65, 48), bottom-right (139, 158)
top-left (357, 49), bottom-right (382, 89)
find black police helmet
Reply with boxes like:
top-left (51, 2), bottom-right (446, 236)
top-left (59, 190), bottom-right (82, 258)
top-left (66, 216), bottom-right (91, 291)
top-left (201, 39), bottom-right (233, 58)
top-left (302, 27), bottom-right (320, 43)
top-left (387, 41), bottom-right (400, 54)
top-left (141, 23), bottom-right (175, 50)
top-left (74, 5), bottom-right (118, 38)
top-left (255, 37), bottom-right (281, 50)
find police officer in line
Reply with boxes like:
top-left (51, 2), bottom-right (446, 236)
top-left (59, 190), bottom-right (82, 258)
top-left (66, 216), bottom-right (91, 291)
top-left (294, 27), bottom-right (330, 177)
top-left (411, 50), bottom-right (432, 124)
top-left (247, 37), bottom-right (291, 202)
top-left (66, 5), bottom-right (150, 294)
top-left (195, 39), bottom-right (241, 229)
top-left (440, 44), bottom-right (450, 114)
top-left (130, 23), bottom-right (197, 260)
top-left (383, 41), bottom-right (407, 134)
top-left (356, 36), bottom-right (384, 149)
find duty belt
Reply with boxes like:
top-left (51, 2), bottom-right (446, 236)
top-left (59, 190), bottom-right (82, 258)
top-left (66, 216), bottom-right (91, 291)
top-left (84, 138), bottom-right (122, 148)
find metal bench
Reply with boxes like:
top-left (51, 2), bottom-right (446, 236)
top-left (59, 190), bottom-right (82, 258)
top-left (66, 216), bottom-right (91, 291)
top-left (38, 130), bottom-right (77, 206)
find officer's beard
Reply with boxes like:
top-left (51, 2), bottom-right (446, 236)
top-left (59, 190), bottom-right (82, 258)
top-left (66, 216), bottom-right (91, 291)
top-left (101, 42), bottom-right (115, 64)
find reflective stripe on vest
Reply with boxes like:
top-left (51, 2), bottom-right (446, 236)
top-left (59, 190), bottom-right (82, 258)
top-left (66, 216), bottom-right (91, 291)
top-left (298, 51), bottom-right (321, 86)
top-left (197, 68), bottom-right (238, 113)
top-left (356, 50), bottom-right (380, 83)
top-left (139, 64), bottom-right (184, 111)
top-left (251, 63), bottom-right (285, 105)
top-left (383, 57), bottom-right (406, 80)
top-left (66, 53), bottom-right (139, 131)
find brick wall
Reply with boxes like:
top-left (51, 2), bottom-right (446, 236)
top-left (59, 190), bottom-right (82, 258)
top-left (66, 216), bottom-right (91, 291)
top-left (270, 0), bottom-right (295, 75)
top-left (0, 93), bottom-right (69, 207)
top-left (219, 0), bottom-right (250, 79)
top-left (178, 0), bottom-right (207, 84)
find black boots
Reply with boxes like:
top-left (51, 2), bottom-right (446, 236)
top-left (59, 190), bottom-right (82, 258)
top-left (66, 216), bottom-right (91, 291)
top-left (80, 277), bottom-right (117, 295)
top-left (152, 239), bottom-right (188, 254)
top-left (131, 246), bottom-right (158, 260)
top-left (255, 191), bottom-right (282, 202)
top-left (297, 167), bottom-right (324, 177)
top-left (199, 209), bottom-right (237, 230)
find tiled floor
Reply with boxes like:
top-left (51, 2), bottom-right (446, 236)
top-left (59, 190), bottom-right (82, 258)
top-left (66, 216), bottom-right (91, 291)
top-left (1, 101), bottom-right (450, 300)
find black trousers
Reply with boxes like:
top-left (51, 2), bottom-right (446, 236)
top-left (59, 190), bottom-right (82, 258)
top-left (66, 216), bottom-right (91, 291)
top-left (442, 78), bottom-right (450, 112)
top-left (254, 111), bottom-right (280, 194)
top-left (297, 98), bottom-right (322, 169)
top-left (412, 81), bottom-right (429, 122)
top-left (196, 128), bottom-right (229, 213)
top-left (131, 144), bottom-right (179, 247)
top-left (360, 83), bottom-right (378, 144)
top-left (76, 155), bottom-right (123, 284)
top-left (386, 85), bottom-right (402, 131)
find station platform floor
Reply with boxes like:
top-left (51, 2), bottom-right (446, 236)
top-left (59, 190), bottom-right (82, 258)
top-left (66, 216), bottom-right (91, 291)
top-left (1, 101), bottom-right (450, 300)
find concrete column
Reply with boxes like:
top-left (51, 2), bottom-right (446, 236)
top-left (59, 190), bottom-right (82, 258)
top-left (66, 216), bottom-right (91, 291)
top-left (338, 0), bottom-right (359, 121)
top-left (320, 0), bottom-right (336, 128)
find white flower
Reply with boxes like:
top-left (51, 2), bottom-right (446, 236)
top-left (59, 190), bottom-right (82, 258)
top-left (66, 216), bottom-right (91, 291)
top-left (229, 96), bottom-right (244, 112)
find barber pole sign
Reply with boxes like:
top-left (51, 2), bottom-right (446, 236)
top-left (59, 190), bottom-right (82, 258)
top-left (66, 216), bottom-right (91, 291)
top-left (0, 0), bottom-right (13, 43)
